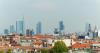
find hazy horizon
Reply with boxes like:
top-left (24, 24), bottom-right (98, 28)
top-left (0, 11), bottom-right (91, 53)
top-left (0, 0), bottom-right (100, 34)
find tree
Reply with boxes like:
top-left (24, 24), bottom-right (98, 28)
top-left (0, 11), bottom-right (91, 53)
top-left (0, 50), bottom-right (4, 53)
top-left (19, 33), bottom-right (23, 36)
top-left (7, 49), bottom-right (12, 53)
top-left (41, 49), bottom-right (49, 53)
top-left (52, 41), bottom-right (68, 53)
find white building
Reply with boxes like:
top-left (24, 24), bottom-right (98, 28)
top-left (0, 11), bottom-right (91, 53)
top-left (52, 39), bottom-right (76, 47)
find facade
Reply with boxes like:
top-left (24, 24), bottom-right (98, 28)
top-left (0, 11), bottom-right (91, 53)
top-left (4, 29), bottom-right (9, 35)
top-left (85, 23), bottom-right (92, 37)
top-left (59, 21), bottom-right (65, 36)
top-left (54, 28), bottom-right (59, 34)
top-left (1, 33), bottom-right (100, 53)
top-left (20, 39), bottom-right (32, 46)
top-left (36, 22), bottom-right (42, 34)
top-left (10, 25), bottom-right (15, 34)
top-left (85, 23), bottom-right (92, 33)
top-left (52, 39), bottom-right (76, 47)
top-left (93, 25), bottom-right (98, 38)
top-left (26, 29), bottom-right (34, 36)
top-left (85, 23), bottom-right (98, 39)
top-left (59, 21), bottom-right (64, 32)
top-left (26, 29), bottom-right (30, 36)
top-left (30, 29), bottom-right (34, 35)
top-left (16, 19), bottom-right (24, 34)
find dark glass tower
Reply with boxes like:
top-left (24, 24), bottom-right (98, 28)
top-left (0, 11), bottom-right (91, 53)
top-left (85, 23), bottom-right (92, 36)
top-left (54, 28), bottom-right (59, 34)
top-left (86, 23), bottom-right (92, 33)
top-left (59, 21), bottom-right (64, 32)
top-left (26, 29), bottom-right (34, 36)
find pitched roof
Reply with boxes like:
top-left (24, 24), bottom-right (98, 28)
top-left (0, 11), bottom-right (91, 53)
top-left (33, 41), bottom-right (43, 45)
top-left (72, 42), bottom-right (90, 48)
top-left (32, 35), bottom-right (53, 39)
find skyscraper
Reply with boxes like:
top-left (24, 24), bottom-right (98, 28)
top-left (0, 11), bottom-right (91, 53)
top-left (36, 22), bottom-right (42, 34)
top-left (26, 29), bottom-right (34, 36)
top-left (54, 28), bottom-right (59, 34)
top-left (93, 25), bottom-right (98, 38)
top-left (10, 25), bottom-right (15, 34)
top-left (30, 29), bottom-right (34, 35)
top-left (85, 23), bottom-right (92, 33)
top-left (85, 23), bottom-right (92, 36)
top-left (26, 29), bottom-right (30, 36)
top-left (94, 25), bottom-right (98, 32)
top-left (59, 21), bottom-right (64, 32)
top-left (16, 18), bottom-right (24, 34)
top-left (4, 29), bottom-right (9, 35)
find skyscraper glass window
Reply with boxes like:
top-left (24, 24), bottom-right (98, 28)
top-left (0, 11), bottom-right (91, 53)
top-left (10, 25), bottom-right (15, 34)
top-left (85, 23), bottom-right (91, 33)
top-left (16, 18), bottom-right (24, 34)
top-left (59, 21), bottom-right (64, 32)
top-left (36, 22), bottom-right (42, 34)
top-left (4, 29), bottom-right (9, 35)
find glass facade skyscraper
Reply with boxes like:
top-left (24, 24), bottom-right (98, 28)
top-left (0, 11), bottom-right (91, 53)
top-left (85, 23), bottom-right (91, 33)
top-left (36, 22), bottom-right (42, 34)
top-left (85, 23), bottom-right (92, 36)
top-left (4, 29), bottom-right (9, 35)
top-left (59, 21), bottom-right (64, 32)
top-left (16, 19), bottom-right (24, 34)
top-left (26, 29), bottom-right (34, 36)
top-left (54, 28), bottom-right (59, 34)
top-left (10, 25), bottom-right (15, 34)
top-left (93, 25), bottom-right (98, 38)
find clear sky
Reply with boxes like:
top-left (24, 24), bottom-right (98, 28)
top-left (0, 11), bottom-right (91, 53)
top-left (0, 0), bottom-right (100, 34)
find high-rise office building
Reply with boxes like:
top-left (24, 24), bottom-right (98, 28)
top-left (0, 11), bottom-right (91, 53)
top-left (85, 23), bottom-right (92, 33)
top-left (94, 25), bottom-right (98, 32)
top-left (26, 29), bottom-right (30, 36)
top-left (85, 23), bottom-right (92, 36)
top-left (93, 25), bottom-right (98, 38)
top-left (10, 25), bottom-right (15, 34)
top-left (54, 28), bottom-right (59, 34)
top-left (4, 29), bottom-right (9, 35)
top-left (16, 18), bottom-right (24, 34)
top-left (36, 22), bottom-right (42, 34)
top-left (59, 21), bottom-right (64, 32)
top-left (30, 29), bottom-right (34, 35)
top-left (85, 23), bottom-right (97, 39)
top-left (26, 29), bottom-right (34, 36)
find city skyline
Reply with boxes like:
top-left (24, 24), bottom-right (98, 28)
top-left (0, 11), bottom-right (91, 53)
top-left (2, 19), bottom-right (99, 35)
top-left (1, 17), bottom-right (100, 34)
top-left (0, 0), bottom-right (100, 53)
top-left (0, 0), bottom-right (100, 34)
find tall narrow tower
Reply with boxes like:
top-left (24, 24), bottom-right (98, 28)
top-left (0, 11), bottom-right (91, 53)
top-left (36, 22), bottom-right (42, 34)
top-left (85, 23), bottom-right (92, 36)
top-left (85, 23), bottom-right (92, 33)
top-left (59, 21), bottom-right (64, 32)
top-left (16, 17), bottom-right (24, 34)
top-left (10, 25), bottom-right (15, 34)
top-left (93, 25), bottom-right (98, 38)
top-left (59, 21), bottom-right (65, 36)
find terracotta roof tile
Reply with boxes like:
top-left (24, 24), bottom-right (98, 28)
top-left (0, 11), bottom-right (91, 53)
top-left (72, 43), bottom-right (90, 48)
top-left (33, 41), bottom-right (43, 45)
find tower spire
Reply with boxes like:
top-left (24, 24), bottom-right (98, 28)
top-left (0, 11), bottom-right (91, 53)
top-left (94, 25), bottom-right (98, 32)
